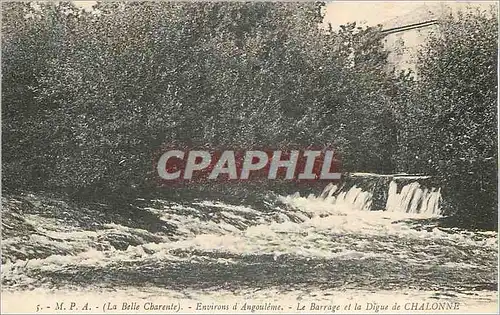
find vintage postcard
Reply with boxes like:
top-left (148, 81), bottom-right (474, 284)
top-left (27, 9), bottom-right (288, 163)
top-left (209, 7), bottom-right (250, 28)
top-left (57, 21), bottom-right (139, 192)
top-left (1, 1), bottom-right (498, 314)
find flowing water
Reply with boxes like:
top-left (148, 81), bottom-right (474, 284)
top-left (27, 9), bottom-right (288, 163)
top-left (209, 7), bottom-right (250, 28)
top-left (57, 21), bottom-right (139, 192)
top-left (1, 176), bottom-right (498, 313)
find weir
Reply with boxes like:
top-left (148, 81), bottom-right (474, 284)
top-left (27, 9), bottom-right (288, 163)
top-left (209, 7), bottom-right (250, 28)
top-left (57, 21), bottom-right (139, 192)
top-left (319, 173), bottom-right (442, 215)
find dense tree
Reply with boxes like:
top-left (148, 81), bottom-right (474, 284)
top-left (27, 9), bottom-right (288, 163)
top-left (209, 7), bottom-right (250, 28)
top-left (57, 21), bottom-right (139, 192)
top-left (397, 7), bottom-right (498, 228)
top-left (3, 2), bottom-right (496, 229)
top-left (2, 1), bottom-right (396, 197)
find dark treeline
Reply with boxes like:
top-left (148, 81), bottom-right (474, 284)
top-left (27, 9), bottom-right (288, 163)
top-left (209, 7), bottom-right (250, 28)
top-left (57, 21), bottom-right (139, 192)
top-left (2, 2), bottom-right (497, 229)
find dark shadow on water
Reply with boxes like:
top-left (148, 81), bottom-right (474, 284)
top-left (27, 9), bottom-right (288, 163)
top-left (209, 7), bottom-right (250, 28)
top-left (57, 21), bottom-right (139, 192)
top-left (392, 216), bottom-right (498, 233)
top-left (15, 252), bottom-right (497, 293)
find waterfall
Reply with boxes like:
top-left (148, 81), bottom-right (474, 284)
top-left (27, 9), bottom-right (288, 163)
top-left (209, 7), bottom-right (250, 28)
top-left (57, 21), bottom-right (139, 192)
top-left (386, 181), bottom-right (441, 215)
top-left (319, 173), bottom-right (442, 216)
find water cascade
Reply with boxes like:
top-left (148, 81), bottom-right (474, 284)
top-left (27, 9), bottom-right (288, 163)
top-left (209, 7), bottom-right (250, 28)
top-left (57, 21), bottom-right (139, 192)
top-left (319, 173), bottom-right (442, 215)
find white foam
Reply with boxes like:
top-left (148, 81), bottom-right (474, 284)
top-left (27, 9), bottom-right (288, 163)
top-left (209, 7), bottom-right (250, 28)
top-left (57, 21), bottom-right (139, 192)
top-left (2, 187), bottom-right (497, 301)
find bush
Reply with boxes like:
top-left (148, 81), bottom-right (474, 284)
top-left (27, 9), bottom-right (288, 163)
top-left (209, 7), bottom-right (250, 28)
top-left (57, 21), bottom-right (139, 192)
top-left (398, 7), bottom-right (498, 229)
top-left (2, 2), bottom-right (398, 198)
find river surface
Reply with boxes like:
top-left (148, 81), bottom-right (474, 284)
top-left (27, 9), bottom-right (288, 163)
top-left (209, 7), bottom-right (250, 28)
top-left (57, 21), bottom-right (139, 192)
top-left (1, 186), bottom-right (498, 313)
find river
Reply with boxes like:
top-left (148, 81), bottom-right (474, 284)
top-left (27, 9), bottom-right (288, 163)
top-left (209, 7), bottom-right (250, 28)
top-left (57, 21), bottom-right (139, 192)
top-left (1, 178), bottom-right (498, 313)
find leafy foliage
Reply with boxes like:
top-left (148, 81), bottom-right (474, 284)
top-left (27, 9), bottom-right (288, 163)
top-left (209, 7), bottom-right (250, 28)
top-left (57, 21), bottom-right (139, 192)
top-left (2, 2), bottom-right (497, 229)
top-left (2, 2), bottom-right (396, 194)
top-left (396, 8), bottom-right (498, 228)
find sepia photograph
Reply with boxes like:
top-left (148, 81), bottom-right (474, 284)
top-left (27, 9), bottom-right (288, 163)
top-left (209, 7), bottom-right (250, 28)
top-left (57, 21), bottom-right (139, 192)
top-left (1, 1), bottom-right (498, 314)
